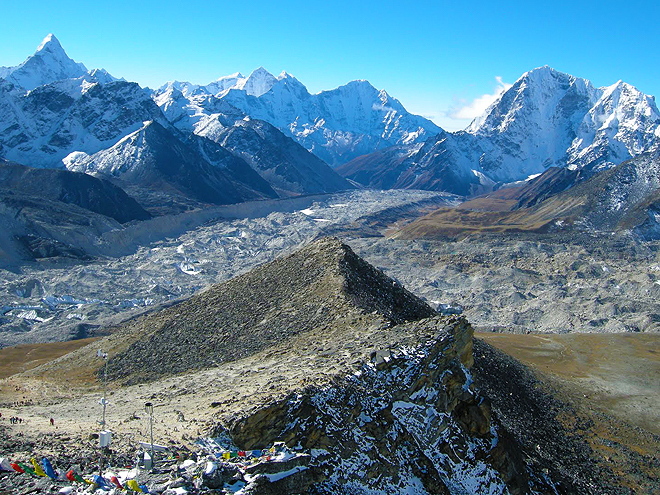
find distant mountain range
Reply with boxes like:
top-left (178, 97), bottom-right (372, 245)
top-left (1, 34), bottom-right (660, 232)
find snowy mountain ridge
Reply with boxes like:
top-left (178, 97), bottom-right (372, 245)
top-left (155, 67), bottom-right (443, 166)
top-left (0, 36), bottom-right (352, 207)
top-left (340, 66), bottom-right (660, 195)
top-left (0, 77), bottom-right (167, 168)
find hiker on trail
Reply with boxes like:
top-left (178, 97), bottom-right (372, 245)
top-left (50, 418), bottom-right (54, 426)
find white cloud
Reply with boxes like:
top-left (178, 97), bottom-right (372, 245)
top-left (451, 76), bottom-right (512, 120)
top-left (405, 76), bottom-right (514, 132)
top-left (372, 102), bottom-right (396, 113)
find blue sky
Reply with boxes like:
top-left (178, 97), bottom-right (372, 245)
top-left (3, 0), bottom-right (658, 131)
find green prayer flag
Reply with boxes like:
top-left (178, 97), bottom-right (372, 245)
top-left (18, 463), bottom-right (36, 476)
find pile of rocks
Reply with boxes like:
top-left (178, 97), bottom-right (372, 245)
top-left (0, 442), bottom-right (316, 494)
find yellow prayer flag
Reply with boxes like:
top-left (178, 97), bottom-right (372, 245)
top-left (30, 458), bottom-right (47, 477)
top-left (126, 479), bottom-right (143, 492)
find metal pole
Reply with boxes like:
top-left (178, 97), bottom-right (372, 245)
top-left (145, 402), bottom-right (155, 472)
top-left (102, 358), bottom-right (108, 427)
top-left (98, 350), bottom-right (108, 479)
top-left (150, 410), bottom-right (154, 471)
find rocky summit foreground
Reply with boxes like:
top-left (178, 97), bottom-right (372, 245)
top-left (0, 238), bottom-right (649, 494)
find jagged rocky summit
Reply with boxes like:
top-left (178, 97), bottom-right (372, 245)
top-left (225, 316), bottom-right (535, 494)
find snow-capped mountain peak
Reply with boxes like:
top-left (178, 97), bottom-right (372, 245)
top-left (220, 71), bottom-right (244, 80)
top-left (2, 34), bottom-right (88, 91)
top-left (36, 33), bottom-right (65, 54)
top-left (464, 65), bottom-right (660, 176)
top-left (205, 72), bottom-right (244, 95)
top-left (567, 78), bottom-right (660, 167)
top-left (151, 65), bottom-right (441, 166)
top-left (467, 66), bottom-right (597, 135)
top-left (156, 80), bottom-right (200, 97)
top-left (341, 65), bottom-right (660, 195)
top-left (237, 67), bottom-right (278, 97)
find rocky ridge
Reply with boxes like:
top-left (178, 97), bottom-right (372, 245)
top-left (66, 120), bottom-right (280, 214)
top-left (100, 237), bottom-right (437, 383)
top-left (0, 159), bottom-right (150, 223)
top-left (225, 317), bottom-right (536, 494)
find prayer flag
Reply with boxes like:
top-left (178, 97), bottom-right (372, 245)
top-left (222, 452), bottom-right (230, 460)
top-left (10, 463), bottom-right (24, 474)
top-left (42, 457), bottom-right (57, 479)
top-left (230, 451), bottom-right (238, 458)
top-left (238, 451), bottom-right (246, 457)
top-left (18, 462), bottom-right (36, 476)
top-left (31, 457), bottom-right (47, 477)
top-left (93, 474), bottom-right (110, 487)
top-left (126, 479), bottom-right (143, 492)
top-left (110, 475), bottom-right (123, 489)
top-left (79, 475), bottom-right (93, 485)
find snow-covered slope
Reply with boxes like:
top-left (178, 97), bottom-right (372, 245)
top-left (211, 117), bottom-right (354, 195)
top-left (567, 80), bottom-right (660, 170)
top-left (66, 120), bottom-right (278, 210)
top-left (155, 68), bottom-right (443, 166)
top-left (467, 66), bottom-right (660, 178)
top-left (235, 66), bottom-right (278, 96)
top-left (0, 34), bottom-right (88, 91)
top-left (0, 78), bottom-right (167, 168)
top-left (340, 66), bottom-right (660, 195)
top-left (153, 87), bottom-right (354, 196)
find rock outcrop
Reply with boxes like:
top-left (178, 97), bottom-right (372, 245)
top-left (224, 316), bottom-right (536, 494)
